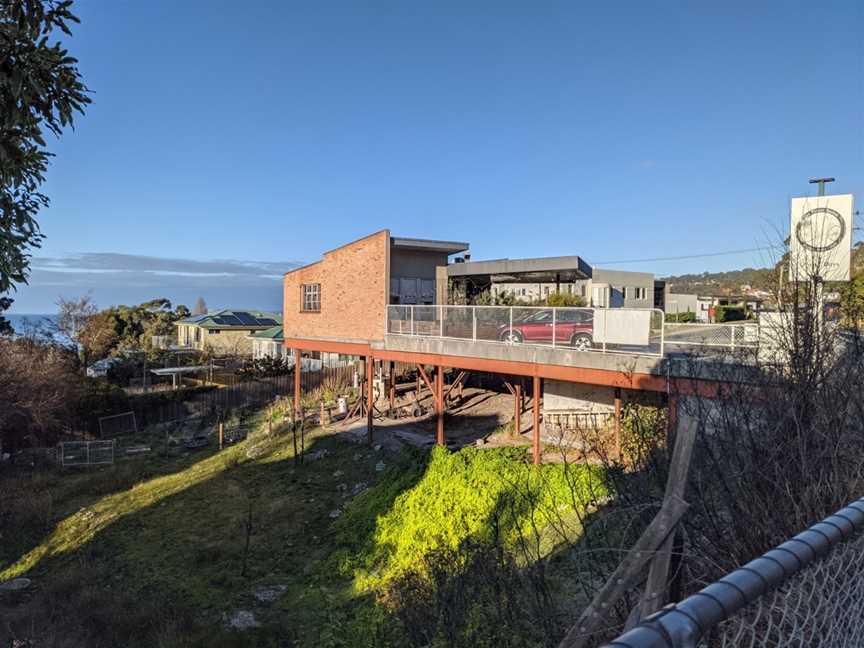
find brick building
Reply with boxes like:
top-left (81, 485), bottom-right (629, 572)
top-left (282, 230), bottom-right (468, 344)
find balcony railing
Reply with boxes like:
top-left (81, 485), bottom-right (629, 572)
top-left (386, 305), bottom-right (667, 356)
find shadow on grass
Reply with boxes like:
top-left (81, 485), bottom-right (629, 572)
top-left (1, 412), bottom-right (612, 648)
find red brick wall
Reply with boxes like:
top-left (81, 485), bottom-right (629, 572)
top-left (283, 230), bottom-right (389, 343)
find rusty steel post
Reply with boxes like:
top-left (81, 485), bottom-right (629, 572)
top-left (389, 361), bottom-right (396, 411)
top-left (514, 382), bottom-right (522, 435)
top-left (532, 375), bottom-right (541, 465)
top-left (436, 365), bottom-right (445, 446)
top-left (367, 355), bottom-right (374, 443)
top-left (667, 392), bottom-right (678, 449)
top-left (614, 387), bottom-right (622, 461)
top-left (293, 349), bottom-right (301, 423)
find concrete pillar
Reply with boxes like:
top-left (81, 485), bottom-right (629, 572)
top-left (532, 375), bottom-right (541, 465)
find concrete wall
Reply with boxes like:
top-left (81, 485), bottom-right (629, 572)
top-left (389, 248), bottom-right (452, 304)
top-left (592, 269), bottom-right (654, 309)
top-left (543, 379), bottom-right (616, 413)
top-left (283, 230), bottom-right (389, 343)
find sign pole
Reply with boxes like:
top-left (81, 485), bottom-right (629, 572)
top-left (807, 178), bottom-right (834, 338)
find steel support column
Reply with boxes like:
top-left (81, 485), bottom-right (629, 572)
top-left (366, 355), bottom-right (374, 443)
top-left (389, 361), bottom-right (396, 411)
top-left (514, 382), bottom-right (522, 435)
top-left (667, 393), bottom-right (678, 447)
top-left (532, 375), bottom-right (541, 465)
top-left (293, 349), bottom-right (301, 421)
top-left (436, 364), bottom-right (445, 446)
top-left (614, 387), bottom-right (622, 461)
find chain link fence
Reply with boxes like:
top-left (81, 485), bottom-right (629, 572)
top-left (603, 497), bottom-right (864, 648)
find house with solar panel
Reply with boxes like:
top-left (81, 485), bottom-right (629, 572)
top-left (175, 309), bottom-right (282, 356)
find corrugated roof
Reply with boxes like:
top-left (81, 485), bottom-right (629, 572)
top-left (249, 326), bottom-right (284, 340)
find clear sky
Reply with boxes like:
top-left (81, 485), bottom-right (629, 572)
top-left (11, 0), bottom-right (864, 312)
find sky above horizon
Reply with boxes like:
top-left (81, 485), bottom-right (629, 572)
top-left (9, 0), bottom-right (864, 312)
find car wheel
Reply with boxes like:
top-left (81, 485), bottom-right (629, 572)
top-left (570, 333), bottom-right (593, 351)
top-left (500, 329), bottom-right (523, 344)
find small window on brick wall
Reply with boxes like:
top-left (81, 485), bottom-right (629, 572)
top-left (302, 284), bottom-right (321, 312)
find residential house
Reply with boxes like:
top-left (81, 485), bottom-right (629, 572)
top-left (249, 326), bottom-right (286, 360)
top-left (176, 309), bottom-right (282, 355)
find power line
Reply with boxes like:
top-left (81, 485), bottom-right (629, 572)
top-left (591, 245), bottom-right (784, 266)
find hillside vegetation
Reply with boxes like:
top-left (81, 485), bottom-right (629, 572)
top-left (0, 413), bottom-right (606, 648)
top-left (663, 241), bottom-right (864, 295)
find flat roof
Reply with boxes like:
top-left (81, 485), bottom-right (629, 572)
top-left (446, 255), bottom-right (592, 283)
top-left (391, 237), bottom-right (470, 254)
top-left (150, 365), bottom-right (213, 376)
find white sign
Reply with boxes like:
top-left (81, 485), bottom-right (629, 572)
top-left (593, 309), bottom-right (651, 346)
top-left (789, 194), bottom-right (854, 282)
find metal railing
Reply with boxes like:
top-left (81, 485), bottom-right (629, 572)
top-left (387, 305), bottom-right (666, 356)
top-left (664, 322), bottom-right (759, 351)
top-left (603, 497), bottom-right (864, 648)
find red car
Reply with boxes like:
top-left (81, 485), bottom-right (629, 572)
top-left (498, 309), bottom-right (594, 350)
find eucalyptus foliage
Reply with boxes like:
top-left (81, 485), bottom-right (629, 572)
top-left (1, 0), bottom-right (90, 293)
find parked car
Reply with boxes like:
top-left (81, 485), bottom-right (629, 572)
top-left (498, 309), bottom-right (594, 350)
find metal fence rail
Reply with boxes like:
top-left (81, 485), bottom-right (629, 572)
top-left (664, 322), bottom-right (759, 351)
top-left (387, 305), bottom-right (666, 356)
top-left (603, 497), bottom-right (864, 648)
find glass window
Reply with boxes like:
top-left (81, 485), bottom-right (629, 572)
top-left (302, 284), bottom-right (321, 312)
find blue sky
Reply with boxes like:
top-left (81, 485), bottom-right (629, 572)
top-left (11, 0), bottom-right (864, 312)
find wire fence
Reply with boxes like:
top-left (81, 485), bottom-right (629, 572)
top-left (602, 497), bottom-right (864, 648)
top-left (59, 440), bottom-right (115, 467)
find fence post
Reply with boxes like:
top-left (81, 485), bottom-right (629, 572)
top-left (472, 307), bottom-right (477, 341)
top-left (509, 308), bottom-right (513, 343)
top-left (219, 421), bottom-right (224, 449)
top-left (410, 306), bottom-right (415, 336)
top-left (439, 305), bottom-right (444, 337)
top-left (730, 325), bottom-right (736, 350)
top-left (552, 308), bottom-right (557, 349)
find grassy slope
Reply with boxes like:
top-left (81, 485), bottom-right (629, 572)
top-left (0, 413), bottom-right (605, 648)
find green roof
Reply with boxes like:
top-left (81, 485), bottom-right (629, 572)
top-left (249, 326), bottom-right (284, 340)
top-left (177, 309), bottom-right (282, 330)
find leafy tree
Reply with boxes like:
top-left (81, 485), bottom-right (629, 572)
top-left (175, 303), bottom-right (190, 319)
top-left (1, 0), bottom-right (91, 294)
top-left (77, 299), bottom-right (191, 360)
top-left (193, 297), bottom-right (207, 315)
top-left (0, 295), bottom-right (12, 335)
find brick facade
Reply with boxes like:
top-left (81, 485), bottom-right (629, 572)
top-left (283, 230), bottom-right (389, 343)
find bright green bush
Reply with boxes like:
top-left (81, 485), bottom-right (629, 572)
top-left (665, 311), bottom-right (696, 323)
top-left (333, 446), bottom-right (606, 592)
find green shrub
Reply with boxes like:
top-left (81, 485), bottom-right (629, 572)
top-left (665, 311), bottom-right (696, 323)
top-left (332, 446), bottom-right (606, 592)
top-left (715, 305), bottom-right (746, 322)
top-left (546, 291), bottom-right (587, 307)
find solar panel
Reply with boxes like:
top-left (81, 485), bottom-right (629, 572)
top-left (257, 318), bottom-right (278, 326)
top-left (213, 315), bottom-right (242, 326)
top-left (234, 312), bottom-right (258, 326)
